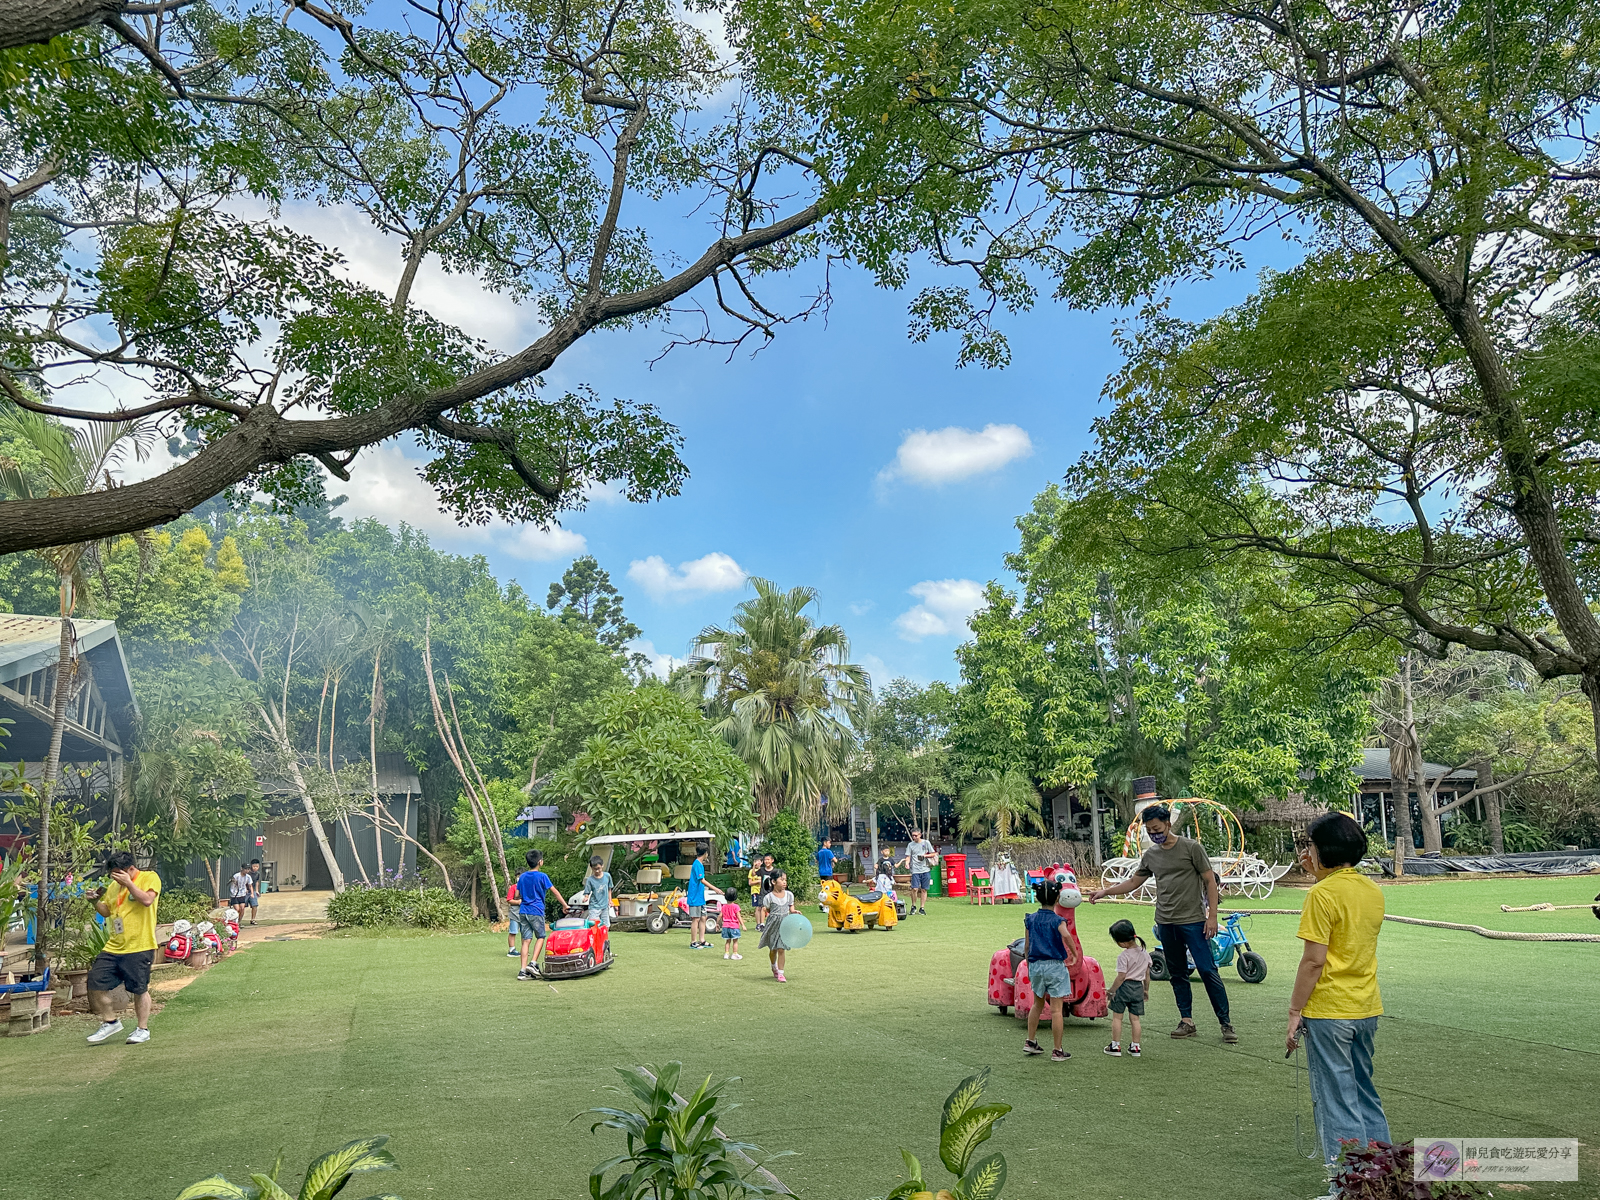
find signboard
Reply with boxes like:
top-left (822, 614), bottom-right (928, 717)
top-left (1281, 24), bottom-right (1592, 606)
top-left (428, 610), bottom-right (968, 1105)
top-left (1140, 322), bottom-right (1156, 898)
top-left (255, 836), bottom-right (266, 846)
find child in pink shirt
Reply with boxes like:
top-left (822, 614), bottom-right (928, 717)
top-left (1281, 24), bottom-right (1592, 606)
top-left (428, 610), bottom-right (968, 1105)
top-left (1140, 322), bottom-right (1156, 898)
top-left (719, 888), bottom-right (743, 960)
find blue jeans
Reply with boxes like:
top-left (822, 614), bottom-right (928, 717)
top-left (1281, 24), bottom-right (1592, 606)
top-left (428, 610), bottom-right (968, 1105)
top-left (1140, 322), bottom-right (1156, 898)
top-left (1303, 1017), bottom-right (1389, 1181)
top-left (1155, 921), bottom-right (1230, 1024)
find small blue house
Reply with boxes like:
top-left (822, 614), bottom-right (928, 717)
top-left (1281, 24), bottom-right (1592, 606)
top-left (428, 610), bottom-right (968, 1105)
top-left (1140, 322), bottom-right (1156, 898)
top-left (509, 805), bottom-right (561, 839)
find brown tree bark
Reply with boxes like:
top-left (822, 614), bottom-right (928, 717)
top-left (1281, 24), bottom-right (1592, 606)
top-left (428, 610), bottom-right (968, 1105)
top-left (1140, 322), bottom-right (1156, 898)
top-left (1481, 761), bottom-right (1504, 855)
top-left (0, 0), bottom-right (121, 50)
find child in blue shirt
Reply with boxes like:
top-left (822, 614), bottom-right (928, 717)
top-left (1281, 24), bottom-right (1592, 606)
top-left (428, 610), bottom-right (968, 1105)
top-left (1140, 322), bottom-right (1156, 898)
top-left (1022, 877), bottom-right (1079, 1061)
top-left (516, 849), bottom-right (567, 980)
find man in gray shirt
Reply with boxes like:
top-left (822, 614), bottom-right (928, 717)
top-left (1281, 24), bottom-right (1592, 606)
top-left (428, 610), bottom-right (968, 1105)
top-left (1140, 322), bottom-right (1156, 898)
top-left (900, 830), bottom-right (935, 916)
top-left (1090, 803), bottom-right (1236, 1043)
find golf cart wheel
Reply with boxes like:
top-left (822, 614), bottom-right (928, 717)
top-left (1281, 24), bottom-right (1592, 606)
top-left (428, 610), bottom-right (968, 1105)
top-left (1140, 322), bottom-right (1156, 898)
top-left (1149, 949), bottom-right (1170, 981)
top-left (1236, 950), bottom-right (1267, 984)
top-left (644, 909), bottom-right (670, 935)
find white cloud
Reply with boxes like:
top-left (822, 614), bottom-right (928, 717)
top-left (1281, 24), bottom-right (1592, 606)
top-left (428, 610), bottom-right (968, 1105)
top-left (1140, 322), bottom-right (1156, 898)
top-left (893, 579), bottom-right (986, 641)
top-left (879, 424), bottom-right (1033, 486)
top-left (629, 638), bottom-right (687, 680)
top-left (628, 552), bottom-right (748, 600)
top-left (341, 443), bottom-right (584, 560)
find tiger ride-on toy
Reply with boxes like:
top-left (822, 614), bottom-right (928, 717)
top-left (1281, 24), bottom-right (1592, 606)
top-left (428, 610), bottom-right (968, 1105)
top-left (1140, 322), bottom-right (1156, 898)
top-left (1148, 911), bottom-right (1267, 983)
top-left (819, 878), bottom-right (904, 932)
top-left (986, 863), bottom-right (1108, 1020)
top-left (541, 914), bottom-right (615, 978)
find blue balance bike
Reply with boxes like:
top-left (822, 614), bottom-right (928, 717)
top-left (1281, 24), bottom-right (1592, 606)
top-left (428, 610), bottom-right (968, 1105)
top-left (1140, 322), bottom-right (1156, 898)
top-left (1148, 912), bottom-right (1267, 984)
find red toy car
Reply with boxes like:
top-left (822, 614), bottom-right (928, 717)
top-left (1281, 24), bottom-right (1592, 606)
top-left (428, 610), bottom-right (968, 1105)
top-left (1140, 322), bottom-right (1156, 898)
top-left (542, 916), bottom-right (615, 978)
top-left (986, 863), bottom-right (1109, 1021)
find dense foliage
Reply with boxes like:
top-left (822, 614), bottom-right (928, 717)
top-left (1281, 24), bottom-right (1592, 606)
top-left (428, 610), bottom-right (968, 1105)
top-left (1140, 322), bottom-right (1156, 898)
top-left (758, 810), bottom-right (819, 902)
top-left (326, 886), bottom-right (474, 930)
top-left (548, 686), bottom-right (755, 843)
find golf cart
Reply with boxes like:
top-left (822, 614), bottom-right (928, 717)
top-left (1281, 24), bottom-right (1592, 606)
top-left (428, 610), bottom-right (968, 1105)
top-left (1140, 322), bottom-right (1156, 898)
top-left (587, 830), bottom-right (720, 935)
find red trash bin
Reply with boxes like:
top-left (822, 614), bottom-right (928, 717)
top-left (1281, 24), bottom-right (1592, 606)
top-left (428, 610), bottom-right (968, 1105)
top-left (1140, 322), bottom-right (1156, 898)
top-left (942, 853), bottom-right (968, 898)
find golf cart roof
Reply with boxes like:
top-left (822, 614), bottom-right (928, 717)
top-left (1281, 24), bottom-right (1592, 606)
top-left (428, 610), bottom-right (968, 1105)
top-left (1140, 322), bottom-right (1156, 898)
top-left (584, 830), bottom-right (712, 846)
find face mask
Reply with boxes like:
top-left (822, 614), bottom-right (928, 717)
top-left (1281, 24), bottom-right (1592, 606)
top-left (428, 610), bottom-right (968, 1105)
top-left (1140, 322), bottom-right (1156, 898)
top-left (1149, 831), bottom-right (1168, 844)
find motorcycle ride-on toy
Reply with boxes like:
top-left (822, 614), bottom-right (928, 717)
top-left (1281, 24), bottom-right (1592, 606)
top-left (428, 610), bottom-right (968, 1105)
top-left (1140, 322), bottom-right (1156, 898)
top-left (1148, 911), bottom-right (1267, 983)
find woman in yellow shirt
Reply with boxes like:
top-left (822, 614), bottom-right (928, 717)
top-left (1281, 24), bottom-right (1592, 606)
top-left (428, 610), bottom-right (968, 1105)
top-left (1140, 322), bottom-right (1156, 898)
top-left (1286, 812), bottom-right (1388, 1189)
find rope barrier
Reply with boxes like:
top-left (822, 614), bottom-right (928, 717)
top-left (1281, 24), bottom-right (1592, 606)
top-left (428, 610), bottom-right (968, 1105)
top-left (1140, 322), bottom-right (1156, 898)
top-left (1096, 899), bottom-right (1600, 942)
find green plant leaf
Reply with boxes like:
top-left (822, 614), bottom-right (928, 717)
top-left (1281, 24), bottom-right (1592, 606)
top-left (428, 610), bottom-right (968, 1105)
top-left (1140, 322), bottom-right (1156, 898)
top-left (886, 1184), bottom-right (924, 1200)
top-left (901, 1148), bottom-right (924, 1186)
top-left (939, 1105), bottom-right (1011, 1176)
top-left (297, 1136), bottom-right (396, 1200)
top-left (248, 1175), bottom-right (295, 1200)
top-left (956, 1153), bottom-right (1006, 1200)
top-left (940, 1070), bottom-right (990, 1134)
top-left (173, 1179), bottom-right (254, 1200)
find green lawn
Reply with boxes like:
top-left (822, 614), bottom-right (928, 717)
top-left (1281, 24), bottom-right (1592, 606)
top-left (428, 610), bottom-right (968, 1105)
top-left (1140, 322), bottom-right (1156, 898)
top-left (3, 876), bottom-right (1597, 1200)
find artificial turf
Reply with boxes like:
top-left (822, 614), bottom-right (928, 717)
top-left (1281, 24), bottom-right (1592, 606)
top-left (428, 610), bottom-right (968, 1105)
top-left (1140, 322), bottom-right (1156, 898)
top-left (1, 875), bottom-right (1596, 1200)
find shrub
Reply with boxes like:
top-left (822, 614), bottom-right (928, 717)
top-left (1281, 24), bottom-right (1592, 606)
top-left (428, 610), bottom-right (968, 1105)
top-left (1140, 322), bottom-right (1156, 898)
top-left (877, 1067), bottom-right (1012, 1200)
top-left (760, 811), bottom-right (818, 901)
top-left (327, 887), bottom-right (409, 928)
top-left (410, 888), bottom-right (473, 929)
top-left (1331, 1139), bottom-right (1488, 1198)
top-left (327, 885), bottom-right (472, 930)
top-left (161, 884), bottom-right (217, 926)
top-left (583, 1063), bottom-right (788, 1200)
top-left (175, 1134), bottom-right (396, 1200)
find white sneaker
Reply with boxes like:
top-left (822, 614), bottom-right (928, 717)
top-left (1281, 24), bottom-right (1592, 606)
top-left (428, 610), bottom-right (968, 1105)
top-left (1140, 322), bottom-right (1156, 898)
top-left (125, 1027), bottom-right (150, 1044)
top-left (87, 1020), bottom-right (123, 1044)
top-left (731, 953), bottom-right (742, 960)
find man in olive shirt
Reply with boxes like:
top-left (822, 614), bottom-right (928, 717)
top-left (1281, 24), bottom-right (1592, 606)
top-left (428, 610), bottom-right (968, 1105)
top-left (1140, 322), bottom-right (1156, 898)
top-left (1089, 804), bottom-right (1236, 1043)
top-left (86, 849), bottom-right (162, 1045)
top-left (1287, 811), bottom-right (1388, 1188)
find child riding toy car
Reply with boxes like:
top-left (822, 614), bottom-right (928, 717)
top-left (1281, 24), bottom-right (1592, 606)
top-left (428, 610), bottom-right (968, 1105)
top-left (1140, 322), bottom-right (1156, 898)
top-left (541, 915), bottom-right (615, 978)
top-left (986, 864), bottom-right (1108, 1020)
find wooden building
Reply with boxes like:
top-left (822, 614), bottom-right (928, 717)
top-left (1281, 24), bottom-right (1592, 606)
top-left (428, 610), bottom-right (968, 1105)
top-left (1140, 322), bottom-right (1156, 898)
top-left (0, 615), bottom-right (138, 823)
top-left (1353, 747), bottom-right (1476, 849)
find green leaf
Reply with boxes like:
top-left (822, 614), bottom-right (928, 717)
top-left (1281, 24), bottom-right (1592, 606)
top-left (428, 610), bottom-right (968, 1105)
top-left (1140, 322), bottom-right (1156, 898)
top-left (173, 1179), bottom-right (254, 1200)
top-left (940, 1069), bottom-right (990, 1134)
top-left (939, 1104), bottom-right (1012, 1176)
top-left (956, 1153), bottom-right (1006, 1200)
top-left (886, 1184), bottom-right (924, 1200)
top-left (900, 1148), bottom-right (924, 1186)
top-left (248, 1175), bottom-right (295, 1200)
top-left (297, 1136), bottom-right (396, 1200)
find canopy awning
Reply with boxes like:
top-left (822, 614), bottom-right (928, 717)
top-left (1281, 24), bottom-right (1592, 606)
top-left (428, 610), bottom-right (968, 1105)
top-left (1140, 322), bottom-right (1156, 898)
top-left (585, 830), bottom-right (712, 846)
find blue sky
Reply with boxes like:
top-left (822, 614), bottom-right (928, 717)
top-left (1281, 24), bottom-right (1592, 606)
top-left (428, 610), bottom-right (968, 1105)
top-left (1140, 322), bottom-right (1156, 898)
top-left (327, 237), bottom-right (1283, 688)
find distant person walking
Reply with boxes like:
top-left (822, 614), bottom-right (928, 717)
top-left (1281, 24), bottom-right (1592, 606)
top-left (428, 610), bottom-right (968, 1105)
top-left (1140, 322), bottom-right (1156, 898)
top-left (1288, 812), bottom-right (1390, 1191)
top-left (245, 858), bottom-right (262, 924)
top-left (901, 829), bottom-right (934, 915)
top-left (757, 871), bottom-right (798, 982)
top-left (719, 888), bottom-right (743, 960)
top-left (86, 850), bottom-right (162, 1045)
top-left (514, 850), bottom-right (568, 980)
top-left (815, 837), bottom-right (836, 882)
top-left (755, 853), bottom-right (778, 932)
top-left (229, 864), bottom-right (254, 914)
top-left (1089, 803), bottom-right (1237, 1044)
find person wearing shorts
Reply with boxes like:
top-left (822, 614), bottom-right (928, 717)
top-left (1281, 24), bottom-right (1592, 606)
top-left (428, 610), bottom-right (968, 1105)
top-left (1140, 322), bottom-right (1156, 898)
top-left (245, 858), bottom-right (263, 923)
top-left (687, 842), bottom-right (712, 949)
top-left (87, 850), bottom-right (162, 1045)
top-left (902, 829), bottom-right (935, 915)
top-left (718, 888), bottom-right (743, 959)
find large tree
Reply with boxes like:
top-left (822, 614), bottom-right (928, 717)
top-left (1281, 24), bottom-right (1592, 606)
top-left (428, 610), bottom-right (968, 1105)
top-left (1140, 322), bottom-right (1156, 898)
top-left (952, 488), bottom-right (1376, 820)
top-left (746, 0), bottom-right (1600, 748)
top-left (0, 0), bottom-right (844, 552)
top-left (682, 579), bottom-right (869, 825)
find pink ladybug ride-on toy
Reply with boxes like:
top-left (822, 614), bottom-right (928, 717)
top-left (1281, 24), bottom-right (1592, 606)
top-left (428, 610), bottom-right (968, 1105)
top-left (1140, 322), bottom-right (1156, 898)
top-left (987, 863), bottom-right (1109, 1020)
top-left (541, 913), bottom-right (615, 978)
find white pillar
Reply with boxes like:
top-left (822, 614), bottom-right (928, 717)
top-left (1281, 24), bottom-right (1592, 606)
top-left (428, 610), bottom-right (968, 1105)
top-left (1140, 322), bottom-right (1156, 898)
top-left (1089, 784), bottom-right (1102, 868)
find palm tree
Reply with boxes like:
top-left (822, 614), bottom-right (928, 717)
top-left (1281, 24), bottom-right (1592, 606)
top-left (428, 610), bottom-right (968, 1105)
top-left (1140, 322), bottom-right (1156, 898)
top-left (682, 579), bottom-right (870, 826)
top-left (957, 769), bottom-right (1045, 842)
top-left (0, 396), bottom-right (155, 966)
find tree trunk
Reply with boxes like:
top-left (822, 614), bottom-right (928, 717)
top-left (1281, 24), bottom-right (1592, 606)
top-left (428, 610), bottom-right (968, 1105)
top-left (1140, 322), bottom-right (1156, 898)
top-left (1419, 778), bottom-right (1444, 855)
top-left (423, 623), bottom-right (500, 917)
top-left (1480, 760), bottom-right (1504, 855)
top-left (370, 646), bottom-right (384, 880)
top-left (272, 719), bottom-right (345, 893)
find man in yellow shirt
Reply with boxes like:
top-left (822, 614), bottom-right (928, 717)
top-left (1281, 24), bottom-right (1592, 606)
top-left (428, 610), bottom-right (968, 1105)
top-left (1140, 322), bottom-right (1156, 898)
top-left (87, 850), bottom-right (162, 1045)
top-left (1286, 812), bottom-right (1389, 1190)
